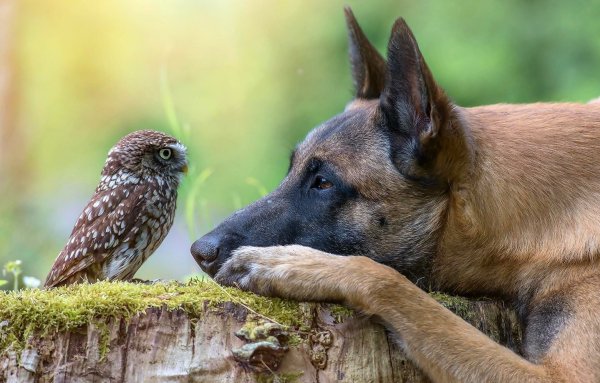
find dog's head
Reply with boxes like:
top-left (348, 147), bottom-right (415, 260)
top-left (191, 8), bottom-right (471, 281)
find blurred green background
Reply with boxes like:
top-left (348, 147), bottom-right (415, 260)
top-left (1, 0), bottom-right (599, 287)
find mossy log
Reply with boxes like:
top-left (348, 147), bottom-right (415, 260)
top-left (0, 281), bottom-right (521, 382)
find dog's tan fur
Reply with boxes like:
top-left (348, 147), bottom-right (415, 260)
top-left (206, 9), bottom-right (600, 382)
top-left (440, 103), bottom-right (600, 293)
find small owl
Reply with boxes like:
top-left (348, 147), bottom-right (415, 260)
top-left (44, 130), bottom-right (188, 287)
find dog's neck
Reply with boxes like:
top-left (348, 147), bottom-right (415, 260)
top-left (433, 103), bottom-right (600, 298)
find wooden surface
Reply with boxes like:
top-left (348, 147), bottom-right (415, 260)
top-left (0, 297), bottom-right (521, 383)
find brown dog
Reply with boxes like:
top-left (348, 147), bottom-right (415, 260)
top-left (191, 8), bottom-right (600, 382)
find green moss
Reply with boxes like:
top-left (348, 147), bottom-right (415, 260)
top-left (256, 371), bottom-right (303, 383)
top-left (0, 279), bottom-right (311, 354)
top-left (328, 304), bottom-right (354, 323)
top-left (429, 292), bottom-right (474, 320)
top-left (96, 321), bottom-right (110, 361)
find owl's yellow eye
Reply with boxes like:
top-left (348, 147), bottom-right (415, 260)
top-left (159, 148), bottom-right (172, 160)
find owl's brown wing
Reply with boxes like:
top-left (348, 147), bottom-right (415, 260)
top-left (44, 183), bottom-right (148, 287)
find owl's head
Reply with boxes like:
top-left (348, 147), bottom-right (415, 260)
top-left (102, 130), bottom-right (188, 182)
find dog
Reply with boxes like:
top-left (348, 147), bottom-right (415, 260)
top-left (191, 8), bottom-right (600, 382)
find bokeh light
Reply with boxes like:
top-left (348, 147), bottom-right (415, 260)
top-left (1, 0), bottom-right (599, 286)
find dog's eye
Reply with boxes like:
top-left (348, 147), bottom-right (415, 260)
top-left (312, 175), bottom-right (333, 190)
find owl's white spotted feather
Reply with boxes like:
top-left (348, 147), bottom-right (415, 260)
top-left (44, 131), bottom-right (187, 287)
top-left (45, 183), bottom-right (144, 286)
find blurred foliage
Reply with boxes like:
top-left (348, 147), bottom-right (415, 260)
top-left (2, 260), bottom-right (22, 291)
top-left (1, 0), bottom-right (599, 284)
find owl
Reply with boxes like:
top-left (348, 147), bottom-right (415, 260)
top-left (44, 130), bottom-right (188, 287)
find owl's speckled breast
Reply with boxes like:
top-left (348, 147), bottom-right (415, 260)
top-left (101, 174), bottom-right (178, 281)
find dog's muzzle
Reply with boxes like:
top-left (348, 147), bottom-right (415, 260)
top-left (191, 233), bottom-right (221, 276)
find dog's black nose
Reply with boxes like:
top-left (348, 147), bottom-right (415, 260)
top-left (191, 235), bottom-right (220, 264)
top-left (192, 231), bottom-right (246, 276)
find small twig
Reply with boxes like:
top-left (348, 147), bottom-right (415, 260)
top-left (261, 358), bottom-right (279, 380)
top-left (206, 278), bottom-right (284, 327)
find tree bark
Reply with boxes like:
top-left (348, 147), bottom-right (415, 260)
top-left (0, 295), bottom-right (521, 383)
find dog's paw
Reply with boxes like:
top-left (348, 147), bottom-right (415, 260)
top-left (214, 245), bottom-right (343, 301)
top-left (215, 245), bottom-right (304, 295)
top-left (214, 246), bottom-right (266, 292)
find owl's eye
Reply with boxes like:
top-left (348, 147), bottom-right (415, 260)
top-left (159, 148), bottom-right (172, 160)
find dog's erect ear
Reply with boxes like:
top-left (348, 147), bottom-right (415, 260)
top-left (380, 18), bottom-right (461, 181)
top-left (344, 7), bottom-right (387, 99)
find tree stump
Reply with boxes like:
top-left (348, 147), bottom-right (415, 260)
top-left (0, 281), bottom-right (521, 382)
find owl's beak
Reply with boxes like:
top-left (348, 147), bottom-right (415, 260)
top-left (181, 164), bottom-right (189, 175)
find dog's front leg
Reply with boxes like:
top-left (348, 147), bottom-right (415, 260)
top-left (215, 245), bottom-right (555, 383)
